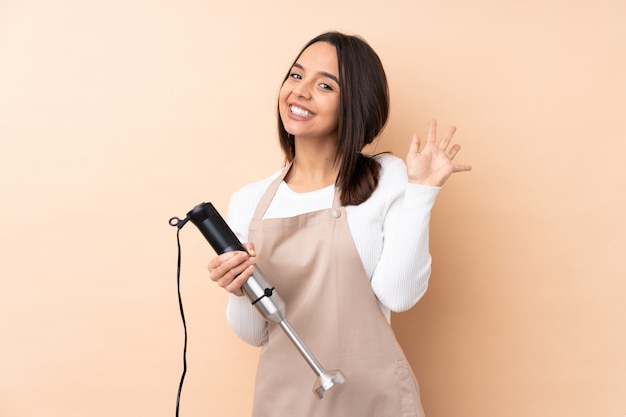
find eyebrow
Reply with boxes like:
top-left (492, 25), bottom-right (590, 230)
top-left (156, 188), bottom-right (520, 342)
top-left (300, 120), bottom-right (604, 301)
top-left (293, 63), bottom-right (340, 85)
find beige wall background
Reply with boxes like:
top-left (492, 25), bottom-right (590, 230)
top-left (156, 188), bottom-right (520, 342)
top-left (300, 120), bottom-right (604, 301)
top-left (1, 0), bottom-right (624, 416)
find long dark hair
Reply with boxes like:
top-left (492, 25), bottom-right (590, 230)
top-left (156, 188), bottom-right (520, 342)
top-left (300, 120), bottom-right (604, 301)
top-left (277, 31), bottom-right (390, 206)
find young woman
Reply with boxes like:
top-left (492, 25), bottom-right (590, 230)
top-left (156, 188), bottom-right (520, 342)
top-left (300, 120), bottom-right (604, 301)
top-left (208, 31), bottom-right (471, 417)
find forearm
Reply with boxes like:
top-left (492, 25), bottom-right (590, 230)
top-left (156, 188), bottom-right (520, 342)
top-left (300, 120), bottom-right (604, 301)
top-left (225, 294), bottom-right (268, 346)
top-left (370, 183), bottom-right (439, 312)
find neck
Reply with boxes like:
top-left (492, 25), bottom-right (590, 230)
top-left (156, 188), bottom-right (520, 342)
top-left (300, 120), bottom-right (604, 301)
top-left (285, 138), bottom-right (339, 192)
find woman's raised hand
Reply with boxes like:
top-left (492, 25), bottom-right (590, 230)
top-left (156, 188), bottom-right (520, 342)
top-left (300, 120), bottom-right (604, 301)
top-left (207, 242), bottom-right (256, 296)
top-left (406, 119), bottom-right (472, 187)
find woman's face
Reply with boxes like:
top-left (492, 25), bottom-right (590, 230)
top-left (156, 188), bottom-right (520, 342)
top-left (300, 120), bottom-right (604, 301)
top-left (279, 41), bottom-right (341, 143)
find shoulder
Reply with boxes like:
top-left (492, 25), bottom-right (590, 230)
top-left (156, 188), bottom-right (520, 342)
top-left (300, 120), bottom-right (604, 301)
top-left (346, 153), bottom-right (407, 211)
top-left (373, 153), bottom-right (408, 183)
top-left (227, 167), bottom-right (284, 225)
top-left (230, 168), bottom-right (283, 205)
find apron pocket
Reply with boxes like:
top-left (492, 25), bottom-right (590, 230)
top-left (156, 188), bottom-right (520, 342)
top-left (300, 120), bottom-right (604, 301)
top-left (396, 360), bottom-right (425, 417)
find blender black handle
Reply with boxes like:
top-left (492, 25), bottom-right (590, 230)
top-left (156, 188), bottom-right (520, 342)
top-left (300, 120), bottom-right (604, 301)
top-left (186, 202), bottom-right (247, 255)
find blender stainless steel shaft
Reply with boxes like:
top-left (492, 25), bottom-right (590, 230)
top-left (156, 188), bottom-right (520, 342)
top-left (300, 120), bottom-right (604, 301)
top-left (184, 202), bottom-right (345, 399)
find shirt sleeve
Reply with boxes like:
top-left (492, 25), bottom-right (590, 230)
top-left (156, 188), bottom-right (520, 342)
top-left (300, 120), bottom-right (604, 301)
top-left (369, 156), bottom-right (440, 312)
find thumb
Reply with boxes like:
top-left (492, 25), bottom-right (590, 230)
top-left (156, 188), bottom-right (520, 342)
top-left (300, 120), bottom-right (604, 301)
top-left (243, 242), bottom-right (256, 257)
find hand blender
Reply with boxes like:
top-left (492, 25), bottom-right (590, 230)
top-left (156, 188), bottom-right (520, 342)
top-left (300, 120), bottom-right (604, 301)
top-left (170, 202), bottom-right (346, 399)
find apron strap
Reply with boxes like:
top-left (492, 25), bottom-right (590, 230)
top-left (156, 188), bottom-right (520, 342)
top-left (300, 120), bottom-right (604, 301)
top-left (252, 163), bottom-right (292, 221)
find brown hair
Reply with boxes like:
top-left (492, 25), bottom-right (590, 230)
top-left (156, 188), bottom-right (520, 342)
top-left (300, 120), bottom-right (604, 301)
top-left (277, 32), bottom-right (390, 206)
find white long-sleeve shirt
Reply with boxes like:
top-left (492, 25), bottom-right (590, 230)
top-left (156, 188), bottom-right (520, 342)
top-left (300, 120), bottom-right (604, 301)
top-left (225, 153), bottom-right (440, 346)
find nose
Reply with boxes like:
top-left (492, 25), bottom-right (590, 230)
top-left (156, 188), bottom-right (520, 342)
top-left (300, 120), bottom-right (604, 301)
top-left (292, 80), bottom-right (313, 99)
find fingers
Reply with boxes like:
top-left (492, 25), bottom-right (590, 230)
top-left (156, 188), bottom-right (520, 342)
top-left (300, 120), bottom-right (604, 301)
top-left (453, 163), bottom-right (472, 173)
top-left (447, 143), bottom-right (461, 159)
top-left (208, 250), bottom-right (255, 296)
top-left (439, 125), bottom-right (457, 150)
top-left (408, 133), bottom-right (421, 154)
top-left (447, 143), bottom-right (471, 173)
top-left (426, 119), bottom-right (457, 151)
top-left (409, 119), bottom-right (470, 185)
top-left (426, 119), bottom-right (437, 144)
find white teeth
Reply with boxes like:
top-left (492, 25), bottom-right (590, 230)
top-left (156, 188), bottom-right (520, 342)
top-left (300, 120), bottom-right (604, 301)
top-left (290, 105), bottom-right (313, 118)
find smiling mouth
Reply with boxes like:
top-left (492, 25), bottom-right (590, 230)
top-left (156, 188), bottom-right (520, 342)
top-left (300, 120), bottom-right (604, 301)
top-left (290, 105), bottom-right (314, 118)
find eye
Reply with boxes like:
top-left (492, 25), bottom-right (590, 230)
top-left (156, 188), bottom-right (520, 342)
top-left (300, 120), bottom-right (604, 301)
top-left (289, 72), bottom-right (302, 80)
top-left (319, 83), bottom-right (333, 91)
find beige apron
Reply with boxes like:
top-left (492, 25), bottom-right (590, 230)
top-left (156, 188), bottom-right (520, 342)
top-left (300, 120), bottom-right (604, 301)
top-left (248, 165), bottom-right (425, 417)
